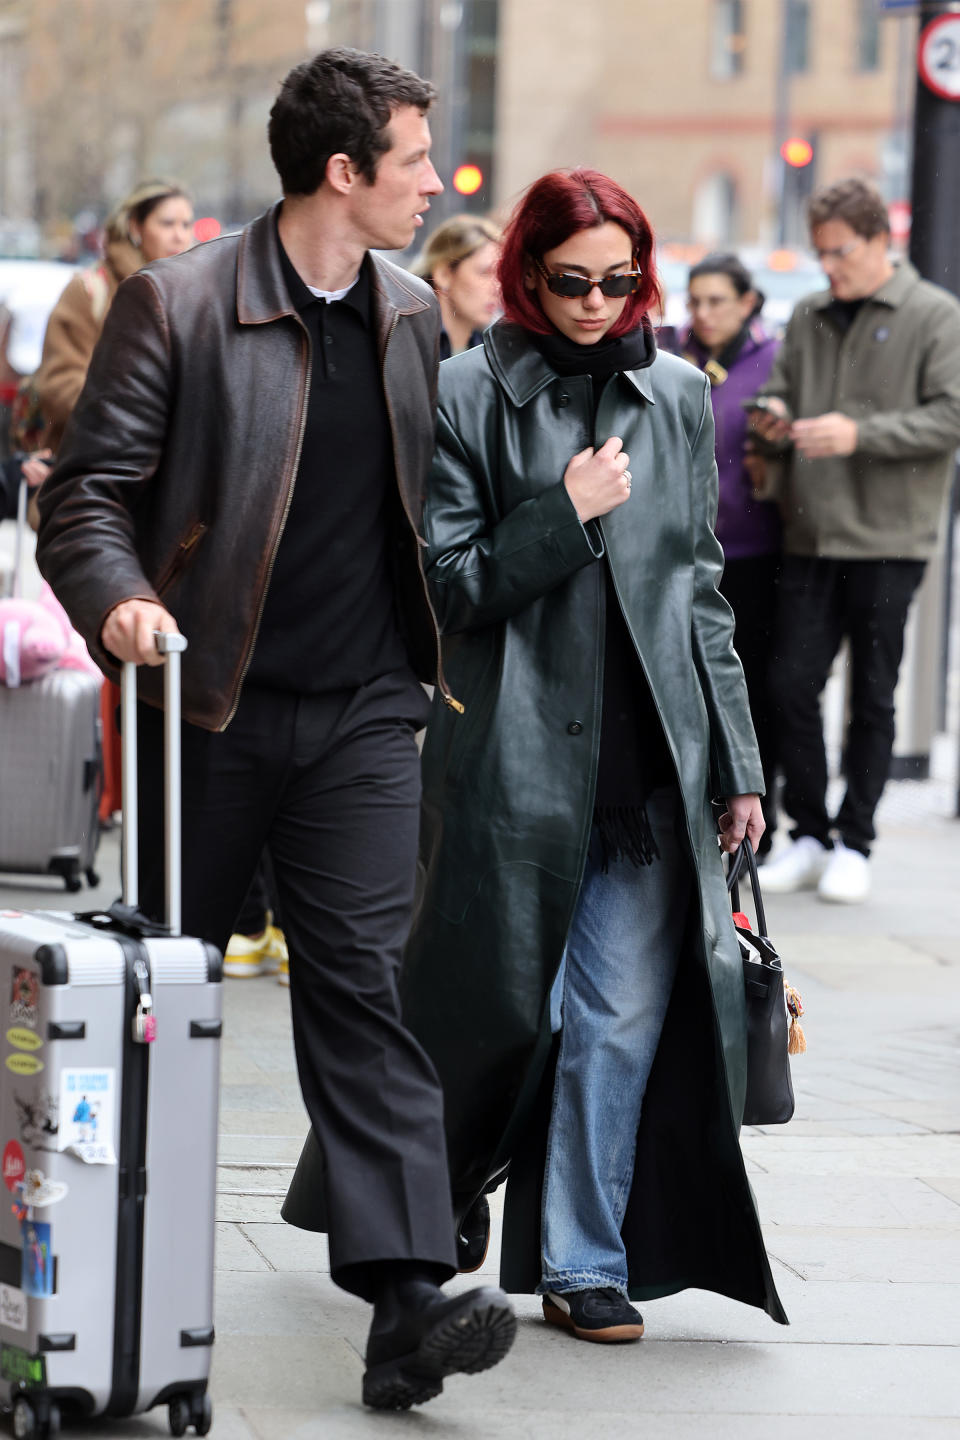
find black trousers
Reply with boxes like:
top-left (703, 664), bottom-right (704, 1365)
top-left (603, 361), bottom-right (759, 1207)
top-left (769, 556), bottom-right (925, 857)
top-left (718, 553), bottom-right (781, 852)
top-left (137, 669), bottom-right (457, 1299)
top-left (234, 852), bottom-right (280, 936)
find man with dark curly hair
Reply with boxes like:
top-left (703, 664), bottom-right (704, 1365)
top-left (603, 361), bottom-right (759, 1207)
top-left (37, 47), bottom-right (516, 1410)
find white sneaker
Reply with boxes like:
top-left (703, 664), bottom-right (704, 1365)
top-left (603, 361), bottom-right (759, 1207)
top-left (817, 839), bottom-right (870, 904)
top-left (760, 835), bottom-right (829, 894)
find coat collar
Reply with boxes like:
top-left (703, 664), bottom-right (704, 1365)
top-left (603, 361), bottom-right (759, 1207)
top-left (483, 320), bottom-right (656, 407)
top-left (236, 202), bottom-right (433, 333)
top-left (807, 259), bottom-right (919, 313)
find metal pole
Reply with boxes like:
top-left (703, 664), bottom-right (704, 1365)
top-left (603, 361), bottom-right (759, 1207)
top-left (773, 0), bottom-right (792, 245)
top-left (940, 465), bottom-right (958, 731)
top-left (907, 1), bottom-right (960, 812)
top-left (910, 2), bottom-right (960, 295)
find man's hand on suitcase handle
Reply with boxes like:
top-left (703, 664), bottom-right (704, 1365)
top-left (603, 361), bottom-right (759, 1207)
top-left (102, 598), bottom-right (181, 666)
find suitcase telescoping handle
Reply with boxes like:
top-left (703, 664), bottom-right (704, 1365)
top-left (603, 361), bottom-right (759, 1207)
top-left (120, 632), bottom-right (188, 937)
top-left (12, 475), bottom-right (28, 599)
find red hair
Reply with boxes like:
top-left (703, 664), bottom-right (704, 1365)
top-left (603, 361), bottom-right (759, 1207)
top-left (497, 168), bottom-right (660, 338)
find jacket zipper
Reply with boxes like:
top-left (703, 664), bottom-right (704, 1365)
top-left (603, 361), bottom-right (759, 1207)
top-left (220, 327), bottom-right (311, 731)
top-left (381, 310), bottom-right (464, 714)
top-left (155, 521), bottom-right (207, 595)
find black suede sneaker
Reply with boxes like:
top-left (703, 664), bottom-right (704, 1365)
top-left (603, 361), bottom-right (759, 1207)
top-left (543, 1288), bottom-right (645, 1343)
top-left (456, 1195), bottom-right (492, 1273)
top-left (363, 1281), bottom-right (517, 1410)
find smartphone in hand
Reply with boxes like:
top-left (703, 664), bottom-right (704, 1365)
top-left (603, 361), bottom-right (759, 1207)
top-left (740, 397), bottom-right (778, 413)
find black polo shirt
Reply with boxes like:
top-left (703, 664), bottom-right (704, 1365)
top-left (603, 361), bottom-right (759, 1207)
top-left (245, 239), bottom-right (407, 692)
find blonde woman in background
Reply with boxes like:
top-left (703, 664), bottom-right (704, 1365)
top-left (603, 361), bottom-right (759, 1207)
top-left (415, 214), bottom-right (500, 357)
top-left (33, 179), bottom-right (194, 451)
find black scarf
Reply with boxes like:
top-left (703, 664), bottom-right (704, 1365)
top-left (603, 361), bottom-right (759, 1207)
top-left (532, 317), bottom-right (657, 384)
top-left (534, 319), bottom-right (672, 868)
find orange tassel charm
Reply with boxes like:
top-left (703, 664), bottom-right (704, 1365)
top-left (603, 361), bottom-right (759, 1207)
top-left (785, 983), bottom-right (806, 1055)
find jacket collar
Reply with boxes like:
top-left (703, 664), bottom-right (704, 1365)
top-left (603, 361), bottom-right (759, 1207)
top-left (105, 237), bottom-right (142, 285)
top-left (236, 202), bottom-right (433, 333)
top-left (807, 259), bottom-right (919, 313)
top-left (484, 320), bottom-right (656, 407)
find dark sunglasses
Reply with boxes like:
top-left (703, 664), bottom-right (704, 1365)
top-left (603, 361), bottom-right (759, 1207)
top-left (532, 254), bottom-right (642, 299)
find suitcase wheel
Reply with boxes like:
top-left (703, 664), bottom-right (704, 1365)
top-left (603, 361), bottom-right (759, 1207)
top-left (11, 1397), bottom-right (36, 1440)
top-left (168, 1397), bottom-right (190, 1437)
top-left (168, 1393), bottom-right (211, 1436)
top-left (10, 1395), bottom-right (57, 1440)
top-left (193, 1392), bottom-right (212, 1437)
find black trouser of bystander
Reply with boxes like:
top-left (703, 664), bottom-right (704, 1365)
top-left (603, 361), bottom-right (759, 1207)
top-left (769, 555), bottom-right (925, 857)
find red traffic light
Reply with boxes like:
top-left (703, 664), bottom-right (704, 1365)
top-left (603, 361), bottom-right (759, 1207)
top-left (452, 164), bottom-right (484, 196)
top-left (780, 138), bottom-right (813, 168)
top-left (194, 217), bottom-right (222, 243)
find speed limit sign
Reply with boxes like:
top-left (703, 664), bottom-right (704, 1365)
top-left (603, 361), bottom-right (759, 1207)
top-left (918, 14), bottom-right (960, 101)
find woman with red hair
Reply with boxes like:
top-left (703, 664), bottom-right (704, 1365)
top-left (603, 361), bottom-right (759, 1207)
top-left (402, 170), bottom-right (786, 1340)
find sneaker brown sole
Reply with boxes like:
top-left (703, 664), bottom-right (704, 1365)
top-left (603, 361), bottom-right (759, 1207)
top-left (543, 1299), bottom-right (644, 1344)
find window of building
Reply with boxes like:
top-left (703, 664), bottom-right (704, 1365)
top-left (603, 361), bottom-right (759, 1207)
top-left (856, 0), bottom-right (880, 72)
top-left (710, 0), bottom-right (747, 80)
top-left (692, 172), bottom-right (740, 247)
top-left (785, 0), bottom-right (810, 75)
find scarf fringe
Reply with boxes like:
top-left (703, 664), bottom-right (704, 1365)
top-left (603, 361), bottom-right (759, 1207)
top-left (593, 804), bottom-right (660, 871)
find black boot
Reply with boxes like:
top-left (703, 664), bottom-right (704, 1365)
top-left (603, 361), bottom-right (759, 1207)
top-left (456, 1194), bottom-right (491, 1273)
top-left (363, 1277), bottom-right (516, 1410)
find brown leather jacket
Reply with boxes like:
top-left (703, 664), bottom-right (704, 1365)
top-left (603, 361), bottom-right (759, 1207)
top-left (37, 205), bottom-right (455, 730)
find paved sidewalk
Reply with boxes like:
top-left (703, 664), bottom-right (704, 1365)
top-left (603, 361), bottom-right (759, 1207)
top-left (2, 801), bottom-right (959, 1438)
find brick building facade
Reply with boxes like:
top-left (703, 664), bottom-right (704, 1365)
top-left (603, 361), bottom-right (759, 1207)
top-left (0, 0), bottom-right (918, 250)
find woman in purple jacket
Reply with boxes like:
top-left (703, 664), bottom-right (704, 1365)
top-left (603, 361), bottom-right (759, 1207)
top-left (683, 253), bottom-right (781, 852)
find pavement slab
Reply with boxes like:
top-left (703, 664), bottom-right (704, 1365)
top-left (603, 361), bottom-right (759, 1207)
top-left (2, 800), bottom-right (960, 1435)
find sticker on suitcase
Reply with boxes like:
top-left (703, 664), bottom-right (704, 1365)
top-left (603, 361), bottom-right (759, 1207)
top-left (0, 1284), bottom-right (27, 1333)
top-left (21, 1220), bottom-right (54, 1298)
top-left (5, 1028), bottom-right (42, 1053)
top-left (2, 1139), bottom-right (24, 1192)
top-left (8, 970), bottom-right (38, 1030)
top-left (58, 1068), bottom-right (117, 1165)
top-left (20, 1170), bottom-right (68, 1209)
top-left (4, 1053), bottom-right (43, 1077)
top-left (12, 1091), bottom-right (58, 1153)
top-left (0, 1342), bottom-right (45, 1387)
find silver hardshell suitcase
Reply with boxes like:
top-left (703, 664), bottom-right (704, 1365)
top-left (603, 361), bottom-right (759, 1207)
top-left (0, 669), bottom-right (102, 892)
top-left (0, 478), bottom-right (102, 892)
top-left (0, 638), bottom-right (222, 1438)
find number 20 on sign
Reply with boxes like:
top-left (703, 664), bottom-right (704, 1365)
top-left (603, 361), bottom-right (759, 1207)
top-left (918, 14), bottom-right (960, 101)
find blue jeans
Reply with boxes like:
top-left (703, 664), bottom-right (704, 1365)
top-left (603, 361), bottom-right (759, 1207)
top-left (538, 785), bottom-right (691, 1296)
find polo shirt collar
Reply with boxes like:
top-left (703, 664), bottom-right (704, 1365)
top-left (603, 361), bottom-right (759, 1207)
top-left (276, 221), bottom-right (371, 327)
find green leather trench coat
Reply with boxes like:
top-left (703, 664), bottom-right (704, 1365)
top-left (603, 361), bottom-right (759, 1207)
top-left (402, 321), bottom-right (786, 1323)
top-left (282, 320), bottom-right (787, 1323)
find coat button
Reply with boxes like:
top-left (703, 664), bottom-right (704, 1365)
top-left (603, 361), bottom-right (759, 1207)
top-left (558, 393), bottom-right (570, 407)
top-left (567, 721), bottom-right (583, 735)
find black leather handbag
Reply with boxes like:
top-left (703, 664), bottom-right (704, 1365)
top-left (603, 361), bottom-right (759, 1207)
top-left (726, 838), bottom-right (798, 1126)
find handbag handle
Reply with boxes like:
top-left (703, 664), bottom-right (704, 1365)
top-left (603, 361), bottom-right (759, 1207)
top-left (726, 836), bottom-right (768, 938)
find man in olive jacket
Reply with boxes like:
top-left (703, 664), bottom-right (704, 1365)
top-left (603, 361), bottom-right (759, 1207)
top-left (36, 47), bottom-right (515, 1411)
top-left (754, 178), bottom-right (960, 904)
